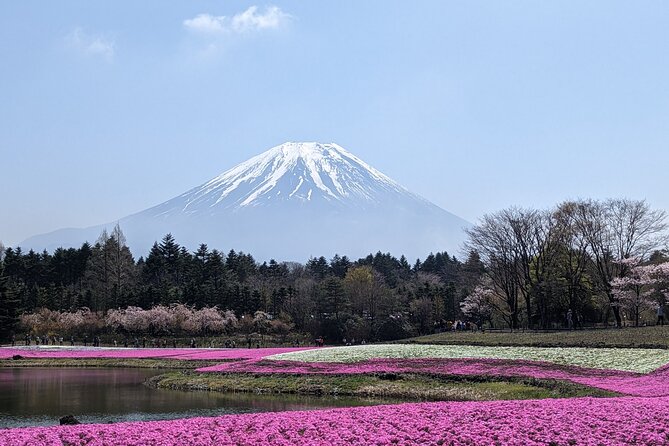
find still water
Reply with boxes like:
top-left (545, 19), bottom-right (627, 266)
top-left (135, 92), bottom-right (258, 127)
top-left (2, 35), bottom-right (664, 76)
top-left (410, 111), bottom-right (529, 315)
top-left (0, 368), bottom-right (383, 428)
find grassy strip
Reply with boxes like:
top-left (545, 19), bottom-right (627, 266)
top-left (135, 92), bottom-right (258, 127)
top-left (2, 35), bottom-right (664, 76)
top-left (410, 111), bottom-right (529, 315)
top-left (401, 326), bottom-right (669, 349)
top-left (0, 358), bottom-right (219, 369)
top-left (148, 371), bottom-right (616, 401)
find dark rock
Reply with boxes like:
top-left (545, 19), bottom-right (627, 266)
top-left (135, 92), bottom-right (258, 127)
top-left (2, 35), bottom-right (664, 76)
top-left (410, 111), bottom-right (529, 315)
top-left (59, 415), bottom-right (81, 425)
top-left (377, 373), bottom-right (400, 381)
top-left (11, 355), bottom-right (23, 360)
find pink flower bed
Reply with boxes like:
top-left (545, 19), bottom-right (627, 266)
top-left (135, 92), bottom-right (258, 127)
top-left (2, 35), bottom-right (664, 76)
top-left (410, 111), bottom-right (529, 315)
top-left (197, 357), bottom-right (669, 397)
top-left (0, 347), bottom-right (310, 361)
top-left (5, 346), bottom-right (668, 397)
top-left (2, 397), bottom-right (669, 445)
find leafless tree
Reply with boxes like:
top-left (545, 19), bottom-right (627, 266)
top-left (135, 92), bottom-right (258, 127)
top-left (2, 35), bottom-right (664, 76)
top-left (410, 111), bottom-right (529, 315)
top-left (507, 208), bottom-right (561, 328)
top-left (465, 210), bottom-right (522, 329)
top-left (110, 223), bottom-right (135, 305)
top-left (573, 198), bottom-right (667, 327)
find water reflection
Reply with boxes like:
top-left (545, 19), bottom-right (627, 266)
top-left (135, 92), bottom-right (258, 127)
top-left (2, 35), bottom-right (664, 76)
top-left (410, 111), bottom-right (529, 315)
top-left (0, 368), bottom-right (388, 428)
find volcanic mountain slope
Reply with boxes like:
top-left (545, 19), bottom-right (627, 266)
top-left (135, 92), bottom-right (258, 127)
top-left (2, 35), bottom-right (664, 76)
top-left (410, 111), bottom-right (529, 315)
top-left (21, 142), bottom-right (471, 260)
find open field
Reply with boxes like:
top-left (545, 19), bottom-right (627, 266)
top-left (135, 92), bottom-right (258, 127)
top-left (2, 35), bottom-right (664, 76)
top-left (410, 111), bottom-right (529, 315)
top-left (401, 325), bottom-right (669, 349)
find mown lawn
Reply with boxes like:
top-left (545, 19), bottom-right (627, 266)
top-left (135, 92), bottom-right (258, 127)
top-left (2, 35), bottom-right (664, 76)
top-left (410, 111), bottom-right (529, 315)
top-left (401, 325), bottom-right (669, 349)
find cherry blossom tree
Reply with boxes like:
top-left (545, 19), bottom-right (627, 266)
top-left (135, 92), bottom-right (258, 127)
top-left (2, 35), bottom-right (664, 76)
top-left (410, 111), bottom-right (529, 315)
top-left (58, 309), bottom-right (86, 334)
top-left (573, 199), bottom-right (667, 327)
top-left (146, 305), bottom-right (175, 335)
top-left (460, 285), bottom-right (494, 327)
top-left (612, 259), bottom-right (669, 326)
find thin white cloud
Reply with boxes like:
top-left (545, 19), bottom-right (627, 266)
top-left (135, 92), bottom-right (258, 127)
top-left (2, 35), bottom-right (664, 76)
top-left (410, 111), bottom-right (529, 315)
top-left (66, 28), bottom-right (115, 61)
top-left (184, 6), bottom-right (290, 34)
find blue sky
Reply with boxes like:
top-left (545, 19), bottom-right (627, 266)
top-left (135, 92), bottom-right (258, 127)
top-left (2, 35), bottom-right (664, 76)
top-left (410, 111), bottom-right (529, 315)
top-left (1, 1), bottom-right (668, 247)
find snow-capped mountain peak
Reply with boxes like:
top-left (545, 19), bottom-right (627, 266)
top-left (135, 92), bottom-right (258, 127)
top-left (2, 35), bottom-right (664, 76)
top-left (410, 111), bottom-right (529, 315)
top-left (22, 141), bottom-right (471, 260)
top-left (154, 142), bottom-right (418, 216)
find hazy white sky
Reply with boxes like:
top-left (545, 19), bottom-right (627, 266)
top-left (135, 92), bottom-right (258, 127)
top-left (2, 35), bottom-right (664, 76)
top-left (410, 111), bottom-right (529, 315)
top-left (1, 1), bottom-right (668, 247)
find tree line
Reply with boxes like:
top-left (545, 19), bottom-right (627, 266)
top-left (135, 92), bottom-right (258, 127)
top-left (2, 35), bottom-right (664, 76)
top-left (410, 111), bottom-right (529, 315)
top-left (462, 198), bottom-right (668, 329)
top-left (0, 198), bottom-right (667, 342)
top-left (0, 224), bottom-right (481, 342)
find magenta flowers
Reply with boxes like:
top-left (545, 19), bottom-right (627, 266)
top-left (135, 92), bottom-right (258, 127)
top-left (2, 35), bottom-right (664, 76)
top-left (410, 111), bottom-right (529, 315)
top-left (0, 346), bottom-right (310, 361)
top-left (196, 356), bottom-right (669, 397)
top-left (2, 397), bottom-right (669, 445)
top-left (5, 344), bottom-right (669, 444)
top-left (5, 345), bottom-right (669, 397)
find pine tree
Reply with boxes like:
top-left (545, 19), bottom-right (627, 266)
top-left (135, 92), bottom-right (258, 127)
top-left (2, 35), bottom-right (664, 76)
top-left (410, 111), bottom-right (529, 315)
top-left (330, 254), bottom-right (351, 278)
top-left (0, 267), bottom-right (19, 341)
top-left (320, 276), bottom-right (348, 320)
top-left (206, 250), bottom-right (226, 307)
top-left (159, 233), bottom-right (182, 285)
top-left (307, 256), bottom-right (330, 280)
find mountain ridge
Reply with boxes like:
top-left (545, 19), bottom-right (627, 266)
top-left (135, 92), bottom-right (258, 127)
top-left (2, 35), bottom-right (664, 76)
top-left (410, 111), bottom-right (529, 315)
top-left (21, 142), bottom-right (471, 260)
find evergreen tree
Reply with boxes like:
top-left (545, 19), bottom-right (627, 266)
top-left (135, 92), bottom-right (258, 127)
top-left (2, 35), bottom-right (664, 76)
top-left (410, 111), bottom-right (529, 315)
top-left (330, 254), bottom-right (352, 278)
top-left (206, 249), bottom-right (227, 307)
top-left (0, 267), bottom-right (19, 341)
top-left (143, 242), bottom-right (165, 286)
top-left (159, 233), bottom-right (182, 285)
top-left (319, 276), bottom-right (348, 320)
top-left (306, 256), bottom-right (330, 280)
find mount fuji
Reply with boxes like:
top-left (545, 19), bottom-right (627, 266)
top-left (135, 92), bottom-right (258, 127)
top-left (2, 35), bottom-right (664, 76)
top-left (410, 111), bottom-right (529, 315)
top-left (21, 142), bottom-right (471, 260)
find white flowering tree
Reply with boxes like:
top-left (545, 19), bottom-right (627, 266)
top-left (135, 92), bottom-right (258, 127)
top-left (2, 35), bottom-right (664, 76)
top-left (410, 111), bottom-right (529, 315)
top-left (460, 286), bottom-right (494, 328)
top-left (612, 260), bottom-right (669, 326)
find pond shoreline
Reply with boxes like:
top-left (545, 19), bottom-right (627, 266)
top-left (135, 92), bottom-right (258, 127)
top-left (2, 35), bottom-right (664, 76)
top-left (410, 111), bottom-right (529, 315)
top-left (0, 366), bottom-right (390, 429)
top-left (1, 357), bottom-right (615, 401)
top-left (147, 369), bottom-right (616, 401)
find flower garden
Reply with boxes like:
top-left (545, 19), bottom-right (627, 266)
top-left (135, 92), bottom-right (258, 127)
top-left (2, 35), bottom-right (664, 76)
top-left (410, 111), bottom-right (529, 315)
top-left (268, 344), bottom-right (669, 372)
top-left (0, 346), bottom-right (308, 362)
top-left (2, 343), bottom-right (669, 445)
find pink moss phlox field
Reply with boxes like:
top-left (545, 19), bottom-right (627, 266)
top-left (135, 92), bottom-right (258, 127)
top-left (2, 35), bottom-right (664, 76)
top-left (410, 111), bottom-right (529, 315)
top-left (3, 397), bottom-right (669, 446)
top-left (197, 357), bottom-right (669, 397)
top-left (0, 347), bottom-right (310, 361)
top-left (6, 346), bottom-right (669, 397)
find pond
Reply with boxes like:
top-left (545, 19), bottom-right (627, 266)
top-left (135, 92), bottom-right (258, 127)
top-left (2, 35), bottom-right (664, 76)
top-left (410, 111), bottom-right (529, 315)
top-left (0, 368), bottom-right (385, 428)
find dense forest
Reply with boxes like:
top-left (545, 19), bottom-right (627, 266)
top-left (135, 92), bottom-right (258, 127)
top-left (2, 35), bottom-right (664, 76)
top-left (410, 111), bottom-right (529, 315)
top-left (0, 198), bottom-right (667, 343)
top-left (0, 225), bottom-right (481, 343)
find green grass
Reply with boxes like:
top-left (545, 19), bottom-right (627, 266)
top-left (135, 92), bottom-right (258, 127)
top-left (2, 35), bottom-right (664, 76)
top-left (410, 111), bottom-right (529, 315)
top-left (149, 371), bottom-right (614, 401)
top-left (401, 326), bottom-right (669, 349)
top-left (269, 344), bottom-right (669, 373)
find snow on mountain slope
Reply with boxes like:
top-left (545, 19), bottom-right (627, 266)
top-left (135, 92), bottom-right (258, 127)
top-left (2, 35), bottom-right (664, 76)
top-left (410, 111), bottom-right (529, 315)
top-left (21, 142), bottom-right (471, 260)
top-left (144, 142), bottom-right (436, 217)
